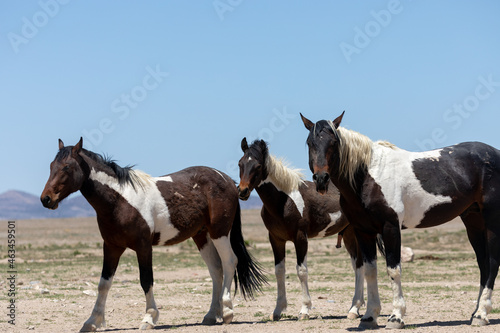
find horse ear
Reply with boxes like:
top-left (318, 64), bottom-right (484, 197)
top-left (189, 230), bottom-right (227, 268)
top-left (241, 137), bottom-right (249, 152)
top-left (72, 137), bottom-right (83, 155)
top-left (332, 111), bottom-right (345, 129)
top-left (58, 139), bottom-right (64, 150)
top-left (300, 113), bottom-right (314, 131)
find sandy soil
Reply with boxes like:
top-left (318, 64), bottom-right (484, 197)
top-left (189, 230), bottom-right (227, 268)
top-left (1, 212), bottom-right (499, 333)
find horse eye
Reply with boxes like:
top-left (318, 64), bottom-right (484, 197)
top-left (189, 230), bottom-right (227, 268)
top-left (62, 165), bottom-right (70, 172)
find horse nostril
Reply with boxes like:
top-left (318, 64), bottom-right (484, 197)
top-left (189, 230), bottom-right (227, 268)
top-left (313, 174), bottom-right (318, 181)
top-left (42, 196), bottom-right (51, 205)
top-left (324, 173), bottom-right (330, 182)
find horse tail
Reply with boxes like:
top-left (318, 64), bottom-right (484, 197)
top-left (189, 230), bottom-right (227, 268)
top-left (230, 202), bottom-right (268, 300)
top-left (376, 233), bottom-right (386, 259)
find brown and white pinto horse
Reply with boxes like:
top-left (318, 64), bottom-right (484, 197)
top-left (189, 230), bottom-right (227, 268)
top-left (237, 138), bottom-right (364, 321)
top-left (302, 112), bottom-right (500, 329)
top-left (40, 138), bottom-right (266, 331)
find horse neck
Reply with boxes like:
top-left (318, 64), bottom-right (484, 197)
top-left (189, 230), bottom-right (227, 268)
top-left (78, 153), bottom-right (123, 207)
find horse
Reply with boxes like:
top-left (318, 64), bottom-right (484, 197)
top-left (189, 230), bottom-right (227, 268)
top-left (301, 112), bottom-right (500, 329)
top-left (237, 137), bottom-right (364, 321)
top-left (40, 138), bottom-right (267, 331)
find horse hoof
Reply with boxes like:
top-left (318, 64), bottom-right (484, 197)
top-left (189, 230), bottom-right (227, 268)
top-left (298, 313), bottom-right (309, 320)
top-left (79, 323), bottom-right (97, 332)
top-left (270, 313), bottom-right (281, 321)
top-left (201, 317), bottom-right (217, 325)
top-left (471, 317), bottom-right (489, 326)
top-left (347, 312), bottom-right (359, 320)
top-left (139, 322), bottom-right (155, 330)
top-left (358, 317), bottom-right (378, 330)
top-left (386, 319), bottom-right (405, 329)
top-left (223, 311), bottom-right (234, 324)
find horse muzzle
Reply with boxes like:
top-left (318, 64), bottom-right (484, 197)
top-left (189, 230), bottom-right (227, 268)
top-left (237, 186), bottom-right (251, 201)
top-left (41, 194), bottom-right (59, 210)
top-left (313, 172), bottom-right (330, 195)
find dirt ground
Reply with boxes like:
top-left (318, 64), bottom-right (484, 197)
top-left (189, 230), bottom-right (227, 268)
top-left (1, 211), bottom-right (500, 332)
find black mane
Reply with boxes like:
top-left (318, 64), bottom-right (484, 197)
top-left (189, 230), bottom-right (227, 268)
top-left (248, 139), bottom-right (269, 165)
top-left (57, 146), bottom-right (137, 188)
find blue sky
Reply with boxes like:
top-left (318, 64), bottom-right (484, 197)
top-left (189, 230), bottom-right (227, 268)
top-left (1, 1), bottom-right (500, 196)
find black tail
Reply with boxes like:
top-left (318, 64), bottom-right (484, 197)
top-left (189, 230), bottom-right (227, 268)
top-left (376, 234), bottom-right (386, 259)
top-left (230, 203), bottom-right (268, 300)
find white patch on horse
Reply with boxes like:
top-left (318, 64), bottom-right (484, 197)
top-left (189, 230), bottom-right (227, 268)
top-left (248, 156), bottom-right (253, 161)
top-left (317, 211), bottom-right (342, 238)
top-left (289, 190), bottom-right (305, 217)
top-left (90, 169), bottom-right (180, 244)
top-left (193, 183), bottom-right (198, 189)
top-left (162, 176), bottom-right (173, 182)
top-left (212, 168), bottom-right (228, 182)
top-left (368, 146), bottom-right (452, 229)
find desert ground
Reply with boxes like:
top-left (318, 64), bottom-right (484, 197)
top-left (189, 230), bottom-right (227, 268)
top-left (1, 210), bottom-right (500, 332)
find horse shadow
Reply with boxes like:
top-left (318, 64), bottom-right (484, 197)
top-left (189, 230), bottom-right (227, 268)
top-left (98, 317), bottom-right (500, 331)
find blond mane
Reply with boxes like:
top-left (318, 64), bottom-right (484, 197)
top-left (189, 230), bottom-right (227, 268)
top-left (128, 169), bottom-right (153, 190)
top-left (265, 154), bottom-right (305, 193)
top-left (327, 124), bottom-right (373, 189)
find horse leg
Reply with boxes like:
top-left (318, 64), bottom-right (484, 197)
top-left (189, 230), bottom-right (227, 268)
top-left (356, 230), bottom-right (381, 330)
top-left (469, 206), bottom-right (500, 326)
top-left (193, 232), bottom-right (223, 325)
top-left (269, 232), bottom-right (287, 321)
top-left (342, 226), bottom-right (365, 319)
top-left (294, 228), bottom-right (312, 320)
top-left (136, 243), bottom-right (159, 330)
top-left (382, 221), bottom-right (406, 329)
top-left (80, 243), bottom-right (125, 332)
top-left (212, 235), bottom-right (238, 324)
top-left (461, 210), bottom-right (489, 325)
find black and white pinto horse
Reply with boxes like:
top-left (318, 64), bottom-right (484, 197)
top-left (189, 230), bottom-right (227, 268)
top-left (237, 138), bottom-right (364, 320)
top-left (302, 112), bottom-right (500, 329)
top-left (41, 138), bottom-right (266, 331)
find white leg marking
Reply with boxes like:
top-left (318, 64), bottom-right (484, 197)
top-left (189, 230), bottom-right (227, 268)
top-left (473, 287), bottom-right (493, 325)
top-left (80, 277), bottom-right (112, 331)
top-left (348, 258), bottom-right (365, 319)
top-left (360, 260), bottom-right (380, 329)
top-left (272, 259), bottom-right (287, 320)
top-left (386, 265), bottom-right (406, 329)
top-left (212, 236), bottom-right (237, 324)
top-left (139, 287), bottom-right (159, 329)
top-left (199, 238), bottom-right (223, 325)
top-left (297, 256), bottom-right (312, 320)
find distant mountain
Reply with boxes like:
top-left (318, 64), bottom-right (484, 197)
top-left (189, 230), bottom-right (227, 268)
top-left (0, 190), bottom-right (94, 220)
top-left (0, 190), bottom-right (262, 220)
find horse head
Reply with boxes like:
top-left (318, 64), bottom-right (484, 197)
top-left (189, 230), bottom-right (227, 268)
top-left (237, 137), bottom-right (268, 200)
top-left (41, 138), bottom-right (88, 209)
top-left (301, 112), bottom-right (344, 194)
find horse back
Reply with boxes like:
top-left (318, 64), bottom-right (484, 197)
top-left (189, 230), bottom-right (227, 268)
top-left (153, 166), bottom-right (238, 245)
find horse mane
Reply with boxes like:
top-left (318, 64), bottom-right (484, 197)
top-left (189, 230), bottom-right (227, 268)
top-left (57, 147), bottom-right (152, 190)
top-left (325, 124), bottom-right (399, 189)
top-left (326, 124), bottom-right (373, 189)
top-left (248, 140), bottom-right (305, 193)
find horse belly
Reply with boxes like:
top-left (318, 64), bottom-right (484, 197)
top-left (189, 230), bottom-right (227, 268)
top-left (402, 189), bottom-right (453, 229)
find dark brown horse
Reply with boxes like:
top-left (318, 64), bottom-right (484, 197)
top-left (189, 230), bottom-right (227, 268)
top-left (302, 112), bottom-right (500, 329)
top-left (237, 138), bottom-right (364, 321)
top-left (41, 138), bottom-right (266, 331)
